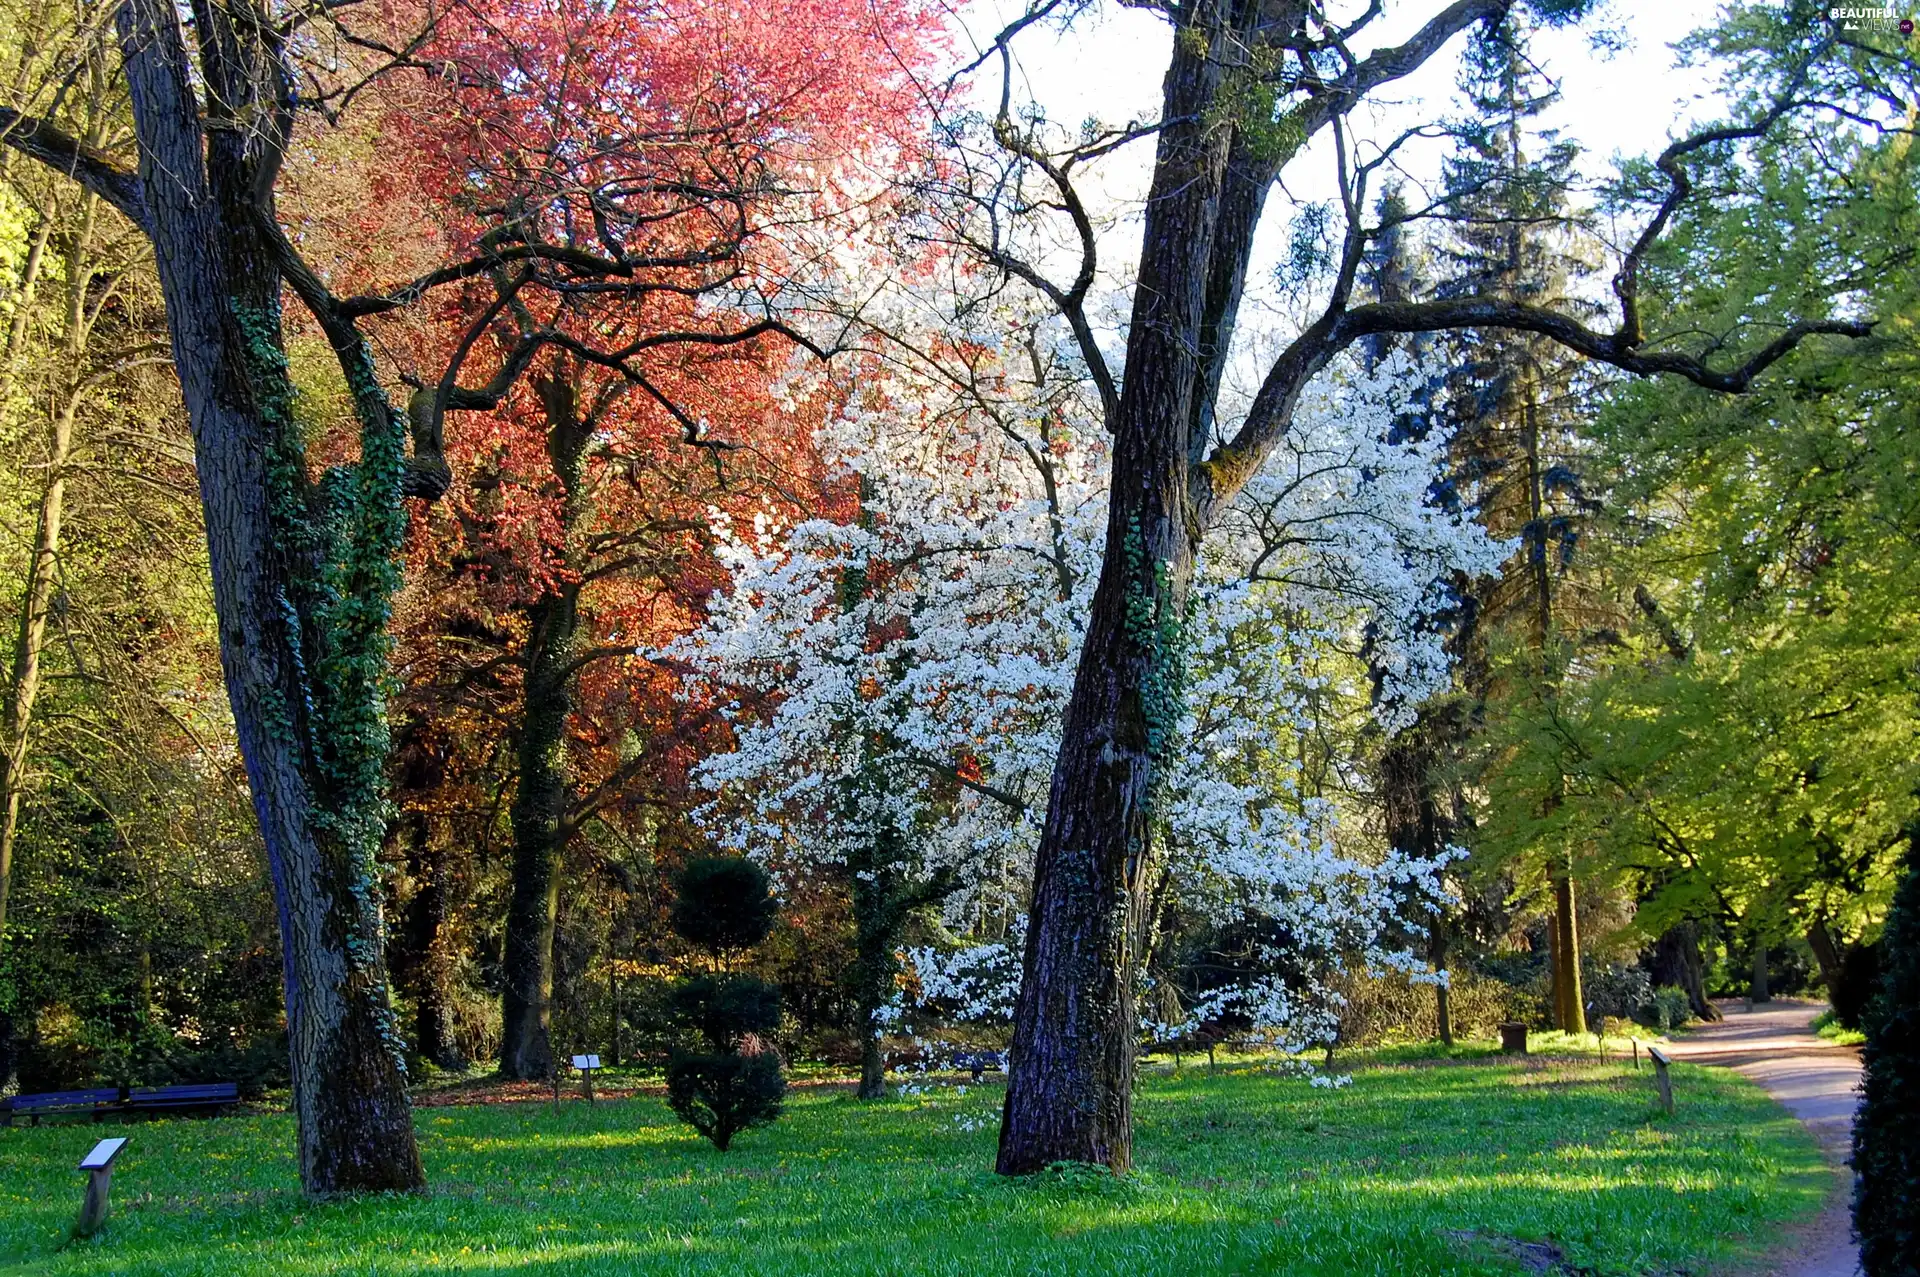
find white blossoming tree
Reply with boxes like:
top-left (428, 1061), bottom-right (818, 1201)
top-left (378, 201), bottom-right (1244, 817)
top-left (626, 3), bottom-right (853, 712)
top-left (674, 292), bottom-right (1506, 1096)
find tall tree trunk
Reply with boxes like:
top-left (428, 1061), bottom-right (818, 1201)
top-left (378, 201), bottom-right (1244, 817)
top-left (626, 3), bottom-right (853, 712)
top-left (115, 0), bottom-right (421, 1194)
top-left (1750, 944), bottom-right (1770, 1003)
top-left (849, 854), bottom-right (902, 1102)
top-left (1378, 725), bottom-right (1458, 1045)
top-left (1649, 921), bottom-right (1720, 1022)
top-left (1808, 914), bottom-right (1845, 1006)
top-left (498, 372), bottom-right (587, 1080)
top-left (997, 13), bottom-right (1223, 1176)
top-left (498, 587), bottom-right (578, 1078)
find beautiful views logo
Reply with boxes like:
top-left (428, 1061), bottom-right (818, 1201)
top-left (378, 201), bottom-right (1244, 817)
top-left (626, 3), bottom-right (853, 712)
top-left (1829, 5), bottom-right (1899, 31)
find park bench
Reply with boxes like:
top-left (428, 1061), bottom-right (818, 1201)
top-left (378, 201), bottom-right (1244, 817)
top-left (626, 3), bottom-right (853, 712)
top-left (2, 1081), bottom-right (239, 1127)
top-left (126, 1083), bottom-right (240, 1118)
top-left (1, 1088), bottom-right (126, 1127)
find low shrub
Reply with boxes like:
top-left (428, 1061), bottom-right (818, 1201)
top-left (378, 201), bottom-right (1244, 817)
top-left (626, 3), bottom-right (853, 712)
top-left (1584, 963), bottom-right (1653, 1023)
top-left (664, 1048), bottom-right (785, 1152)
top-left (1641, 985), bottom-right (1693, 1033)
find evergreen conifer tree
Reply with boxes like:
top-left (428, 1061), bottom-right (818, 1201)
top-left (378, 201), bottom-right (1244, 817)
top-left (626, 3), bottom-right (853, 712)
top-left (1433, 11), bottom-right (1602, 1034)
top-left (664, 857), bottom-right (786, 1151)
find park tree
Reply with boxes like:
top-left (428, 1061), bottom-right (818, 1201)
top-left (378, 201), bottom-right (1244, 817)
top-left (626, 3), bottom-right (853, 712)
top-left (930, 0), bottom-right (1885, 1173)
top-left (0, 0), bottom-right (174, 1074)
top-left (0, 0), bottom-right (933, 1191)
top-left (1429, 8), bottom-right (1607, 1036)
top-left (374, 0), bottom-right (941, 1082)
top-left (685, 272), bottom-right (1504, 1089)
top-left (1480, 62), bottom-right (1920, 1020)
top-left (678, 306), bottom-right (1101, 1097)
top-left (663, 856), bottom-right (786, 1150)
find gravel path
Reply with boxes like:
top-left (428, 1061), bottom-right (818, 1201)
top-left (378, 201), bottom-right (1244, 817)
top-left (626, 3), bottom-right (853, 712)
top-left (1665, 998), bottom-right (1862, 1277)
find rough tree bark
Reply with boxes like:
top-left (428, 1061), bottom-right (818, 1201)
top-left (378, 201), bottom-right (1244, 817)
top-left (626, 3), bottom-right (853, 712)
top-left (390, 719), bottom-right (460, 1068)
top-left (1649, 921), bottom-right (1721, 1022)
top-left (1378, 729), bottom-right (1458, 1044)
top-left (21, 0), bottom-right (431, 1194)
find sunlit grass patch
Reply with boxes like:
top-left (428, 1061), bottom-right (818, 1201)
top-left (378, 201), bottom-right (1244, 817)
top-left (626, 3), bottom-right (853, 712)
top-left (0, 1053), bottom-right (1824, 1276)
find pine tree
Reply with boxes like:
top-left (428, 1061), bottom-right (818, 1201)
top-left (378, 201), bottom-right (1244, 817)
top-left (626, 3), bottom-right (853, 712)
top-left (1435, 12), bottom-right (1600, 1035)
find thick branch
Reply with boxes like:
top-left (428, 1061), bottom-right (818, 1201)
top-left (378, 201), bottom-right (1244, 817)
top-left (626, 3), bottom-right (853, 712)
top-left (0, 109), bottom-right (149, 231)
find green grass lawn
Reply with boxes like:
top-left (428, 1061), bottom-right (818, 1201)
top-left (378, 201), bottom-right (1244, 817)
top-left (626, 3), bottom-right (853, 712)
top-left (0, 1053), bottom-right (1825, 1276)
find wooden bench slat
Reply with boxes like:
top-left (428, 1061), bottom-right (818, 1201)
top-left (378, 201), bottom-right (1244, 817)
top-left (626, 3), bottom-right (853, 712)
top-left (128, 1085), bottom-right (239, 1100)
top-left (8, 1089), bottom-right (124, 1110)
top-left (3, 1082), bottom-right (239, 1126)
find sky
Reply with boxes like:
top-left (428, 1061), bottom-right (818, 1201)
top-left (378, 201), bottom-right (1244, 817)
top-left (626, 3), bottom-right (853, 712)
top-left (939, 0), bottom-right (1735, 348)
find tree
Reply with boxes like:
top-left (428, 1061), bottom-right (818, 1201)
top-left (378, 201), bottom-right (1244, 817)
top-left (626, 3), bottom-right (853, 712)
top-left (1472, 33), bottom-right (1919, 1021)
top-left (375, 0), bottom-right (940, 1081)
top-left (663, 856), bottom-right (785, 1151)
top-left (1432, 8), bottom-right (1606, 1035)
top-left (686, 284), bottom-right (1501, 1092)
top-left (0, 0), bottom-right (928, 1191)
top-left (0, 0), bottom-right (168, 1075)
top-left (678, 309), bottom-right (1099, 1097)
top-left (933, 0), bottom-right (1882, 1173)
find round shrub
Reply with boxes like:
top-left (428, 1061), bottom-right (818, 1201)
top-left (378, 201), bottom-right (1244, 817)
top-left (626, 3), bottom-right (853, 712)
top-left (665, 1048), bottom-right (786, 1152)
top-left (667, 974), bottom-right (782, 1052)
top-left (671, 857), bottom-right (778, 955)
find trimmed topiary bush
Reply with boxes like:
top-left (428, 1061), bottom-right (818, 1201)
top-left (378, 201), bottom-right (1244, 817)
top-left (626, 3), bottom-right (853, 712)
top-left (667, 974), bottom-right (782, 1052)
top-left (671, 857), bottom-right (779, 956)
top-left (663, 854), bottom-right (786, 1151)
top-left (1854, 844), bottom-right (1920, 1276)
top-left (665, 1048), bottom-right (785, 1152)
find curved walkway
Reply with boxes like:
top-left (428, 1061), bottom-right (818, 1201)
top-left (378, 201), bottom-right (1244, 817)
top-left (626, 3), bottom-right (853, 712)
top-left (1665, 998), bottom-right (1862, 1277)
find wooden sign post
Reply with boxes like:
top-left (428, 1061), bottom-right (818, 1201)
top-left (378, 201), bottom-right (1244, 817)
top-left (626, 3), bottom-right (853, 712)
top-left (1647, 1045), bottom-right (1675, 1114)
top-left (572, 1054), bottom-right (602, 1104)
top-left (74, 1137), bottom-right (128, 1238)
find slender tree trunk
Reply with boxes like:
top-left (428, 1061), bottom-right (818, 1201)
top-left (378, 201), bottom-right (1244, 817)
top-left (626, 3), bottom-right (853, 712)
top-left (1551, 868), bottom-right (1585, 1034)
top-left (0, 195), bottom-right (91, 949)
top-left (387, 714), bottom-right (462, 1068)
top-left (0, 217), bottom-right (50, 396)
top-left (1432, 916), bottom-right (1454, 1046)
top-left (116, 0), bottom-right (421, 1194)
top-left (1808, 915), bottom-right (1845, 1007)
top-left (499, 373), bottom-right (587, 1080)
top-left (1750, 944), bottom-right (1770, 1003)
top-left (498, 586), bottom-right (580, 1079)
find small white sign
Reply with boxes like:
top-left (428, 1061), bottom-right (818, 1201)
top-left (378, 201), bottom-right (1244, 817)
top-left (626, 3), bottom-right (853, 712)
top-left (79, 1137), bottom-right (128, 1171)
top-left (571, 1054), bottom-right (601, 1071)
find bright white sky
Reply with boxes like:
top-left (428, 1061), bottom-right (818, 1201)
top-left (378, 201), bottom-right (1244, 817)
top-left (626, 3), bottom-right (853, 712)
top-left (943, 0), bottom-right (1732, 344)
